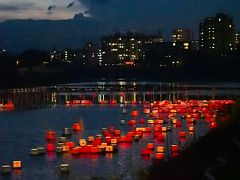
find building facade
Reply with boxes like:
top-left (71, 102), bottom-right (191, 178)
top-left (172, 29), bottom-right (192, 43)
top-left (101, 32), bottom-right (163, 65)
top-left (199, 13), bottom-right (237, 53)
top-left (236, 32), bottom-right (240, 45)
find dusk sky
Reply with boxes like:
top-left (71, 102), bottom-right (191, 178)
top-left (0, 0), bottom-right (240, 51)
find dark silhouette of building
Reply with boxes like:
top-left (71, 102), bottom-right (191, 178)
top-left (199, 13), bottom-right (237, 53)
top-left (143, 42), bottom-right (183, 67)
top-left (191, 40), bottom-right (200, 51)
top-left (81, 43), bottom-right (100, 65)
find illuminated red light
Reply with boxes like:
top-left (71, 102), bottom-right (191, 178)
top-left (46, 144), bottom-right (55, 152)
top-left (46, 131), bottom-right (56, 142)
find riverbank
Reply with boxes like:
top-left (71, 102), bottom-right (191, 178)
top-left (137, 101), bottom-right (240, 180)
top-left (1, 65), bottom-right (239, 89)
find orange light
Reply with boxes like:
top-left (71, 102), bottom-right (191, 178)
top-left (105, 146), bottom-right (113, 152)
top-left (62, 146), bottom-right (70, 152)
top-left (88, 136), bottom-right (95, 142)
top-left (156, 146), bottom-right (164, 153)
top-left (101, 143), bottom-right (107, 147)
top-left (188, 126), bottom-right (194, 131)
top-left (13, 161), bottom-right (22, 169)
top-left (148, 119), bottom-right (154, 124)
top-left (79, 139), bottom-right (87, 147)
top-left (111, 138), bottom-right (117, 144)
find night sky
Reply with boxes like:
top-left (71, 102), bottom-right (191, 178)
top-left (0, 0), bottom-right (240, 51)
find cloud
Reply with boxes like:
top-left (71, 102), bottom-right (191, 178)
top-left (0, 4), bottom-right (19, 11)
top-left (67, 1), bottom-right (76, 8)
top-left (0, 2), bottom-right (35, 11)
top-left (48, 5), bottom-right (56, 12)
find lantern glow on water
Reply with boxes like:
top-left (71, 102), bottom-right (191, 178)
top-left (0, 98), bottom-right (234, 178)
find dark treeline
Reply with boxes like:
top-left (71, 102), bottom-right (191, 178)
top-left (0, 49), bottom-right (240, 88)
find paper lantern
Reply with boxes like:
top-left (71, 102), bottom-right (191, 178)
top-left (13, 161), bottom-right (22, 169)
top-left (79, 139), bottom-right (87, 147)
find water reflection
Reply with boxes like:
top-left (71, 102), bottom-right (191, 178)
top-left (0, 82), bottom-right (239, 179)
top-left (0, 82), bottom-right (240, 110)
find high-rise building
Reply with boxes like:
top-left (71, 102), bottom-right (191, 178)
top-left (172, 29), bottom-right (192, 50)
top-left (172, 29), bottom-right (192, 43)
top-left (101, 32), bottom-right (163, 65)
top-left (199, 13), bottom-right (236, 53)
top-left (236, 32), bottom-right (240, 45)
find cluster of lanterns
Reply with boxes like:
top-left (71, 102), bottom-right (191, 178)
top-left (43, 100), bottom-right (235, 161)
top-left (1, 99), bottom-right (234, 176)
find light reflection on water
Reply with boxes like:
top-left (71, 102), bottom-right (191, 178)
top-left (0, 103), bottom-right (210, 179)
top-left (0, 82), bottom-right (238, 179)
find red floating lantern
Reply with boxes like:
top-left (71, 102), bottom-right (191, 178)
top-left (140, 148), bottom-right (150, 156)
top-left (179, 131), bottom-right (186, 137)
top-left (128, 120), bottom-right (136, 126)
top-left (143, 109), bottom-right (150, 114)
top-left (171, 144), bottom-right (179, 152)
top-left (210, 121), bottom-right (217, 129)
top-left (144, 127), bottom-right (152, 133)
top-left (72, 123), bottom-right (81, 131)
top-left (147, 143), bottom-right (154, 150)
top-left (158, 134), bottom-right (165, 141)
top-left (105, 136), bottom-right (112, 144)
top-left (132, 110), bottom-right (139, 117)
top-left (46, 144), bottom-right (55, 152)
top-left (71, 147), bottom-right (80, 155)
top-left (90, 146), bottom-right (99, 153)
top-left (110, 99), bottom-right (117, 104)
top-left (65, 141), bottom-right (75, 149)
top-left (139, 118), bottom-right (145, 124)
top-left (114, 130), bottom-right (121, 136)
top-left (156, 153), bottom-right (164, 160)
top-left (46, 131), bottom-right (56, 142)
